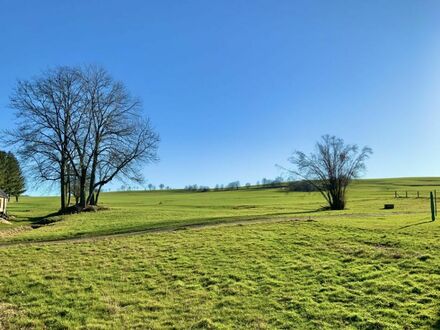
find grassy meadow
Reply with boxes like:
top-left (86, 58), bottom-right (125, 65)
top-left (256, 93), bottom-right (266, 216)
top-left (1, 178), bottom-right (440, 329)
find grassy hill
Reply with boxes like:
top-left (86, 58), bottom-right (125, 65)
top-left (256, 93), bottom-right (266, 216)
top-left (1, 178), bottom-right (440, 328)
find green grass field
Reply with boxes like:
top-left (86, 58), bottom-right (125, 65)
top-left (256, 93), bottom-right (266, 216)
top-left (1, 178), bottom-right (440, 329)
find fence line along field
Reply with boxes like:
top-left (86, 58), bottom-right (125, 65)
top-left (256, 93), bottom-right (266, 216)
top-left (1, 177), bottom-right (440, 328)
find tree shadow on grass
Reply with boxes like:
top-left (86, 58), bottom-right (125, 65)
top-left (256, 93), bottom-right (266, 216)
top-left (0, 206), bottom-right (332, 246)
top-left (5, 207), bottom-right (326, 244)
top-left (18, 205), bottom-right (107, 229)
top-left (19, 207), bottom-right (324, 232)
top-left (26, 212), bottom-right (64, 228)
top-left (432, 313), bottom-right (440, 329)
top-left (398, 219), bottom-right (434, 230)
top-left (260, 208), bottom-right (325, 217)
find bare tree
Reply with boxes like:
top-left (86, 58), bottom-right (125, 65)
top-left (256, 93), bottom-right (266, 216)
top-left (287, 135), bottom-right (372, 210)
top-left (65, 66), bottom-right (159, 207)
top-left (8, 67), bottom-right (82, 210)
top-left (7, 65), bottom-right (159, 212)
top-left (90, 117), bottom-right (158, 205)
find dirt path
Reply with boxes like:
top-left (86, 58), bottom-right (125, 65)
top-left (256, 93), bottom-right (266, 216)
top-left (0, 216), bottom-right (315, 248)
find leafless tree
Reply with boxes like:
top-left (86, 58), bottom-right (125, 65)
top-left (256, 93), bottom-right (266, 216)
top-left (65, 66), bottom-right (159, 207)
top-left (7, 65), bottom-right (159, 211)
top-left (8, 67), bottom-right (82, 210)
top-left (90, 117), bottom-right (159, 205)
top-left (287, 135), bottom-right (372, 210)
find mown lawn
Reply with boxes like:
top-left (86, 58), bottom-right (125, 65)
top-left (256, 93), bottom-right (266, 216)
top-left (1, 178), bottom-right (440, 329)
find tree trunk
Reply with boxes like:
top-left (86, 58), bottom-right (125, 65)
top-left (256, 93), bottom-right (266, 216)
top-left (87, 135), bottom-right (100, 205)
top-left (60, 161), bottom-right (66, 211)
top-left (90, 192), bottom-right (95, 206)
top-left (67, 177), bottom-right (71, 207)
top-left (79, 167), bottom-right (87, 209)
top-left (87, 167), bottom-right (96, 205)
top-left (330, 194), bottom-right (345, 210)
top-left (95, 186), bottom-right (102, 205)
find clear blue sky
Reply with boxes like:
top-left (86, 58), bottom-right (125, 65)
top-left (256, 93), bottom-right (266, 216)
top-left (1, 0), bottom-right (440, 192)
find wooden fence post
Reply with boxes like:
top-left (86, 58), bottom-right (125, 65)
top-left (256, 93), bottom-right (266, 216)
top-left (430, 191), bottom-right (436, 221)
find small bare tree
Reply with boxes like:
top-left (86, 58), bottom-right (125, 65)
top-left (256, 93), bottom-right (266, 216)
top-left (288, 135), bottom-right (372, 210)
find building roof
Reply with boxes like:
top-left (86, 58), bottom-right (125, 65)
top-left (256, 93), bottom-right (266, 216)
top-left (0, 189), bottom-right (8, 198)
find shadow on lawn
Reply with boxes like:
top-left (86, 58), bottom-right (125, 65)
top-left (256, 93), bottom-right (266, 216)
top-left (398, 219), bottom-right (434, 230)
top-left (27, 212), bottom-right (63, 228)
top-left (27, 207), bottom-right (324, 232)
top-left (263, 208), bottom-right (324, 216)
top-left (0, 207), bottom-right (327, 247)
top-left (23, 205), bottom-right (108, 229)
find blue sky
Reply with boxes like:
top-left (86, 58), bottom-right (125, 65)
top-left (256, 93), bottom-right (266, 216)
top-left (1, 0), bottom-right (440, 192)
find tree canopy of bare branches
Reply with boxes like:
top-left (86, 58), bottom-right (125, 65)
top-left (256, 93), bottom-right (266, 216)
top-left (8, 65), bottom-right (159, 212)
top-left (288, 135), bottom-right (372, 210)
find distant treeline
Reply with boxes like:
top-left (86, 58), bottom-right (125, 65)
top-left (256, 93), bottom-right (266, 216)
top-left (183, 178), bottom-right (318, 193)
top-left (117, 184), bottom-right (171, 191)
top-left (114, 178), bottom-right (319, 193)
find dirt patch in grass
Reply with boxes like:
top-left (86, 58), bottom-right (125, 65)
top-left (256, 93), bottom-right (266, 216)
top-left (0, 303), bottom-right (22, 328)
top-left (0, 226), bottom-right (32, 239)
